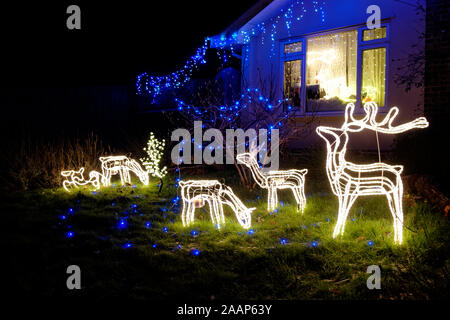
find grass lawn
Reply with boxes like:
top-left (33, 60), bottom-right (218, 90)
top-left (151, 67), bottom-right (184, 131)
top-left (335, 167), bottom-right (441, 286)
top-left (5, 168), bottom-right (449, 300)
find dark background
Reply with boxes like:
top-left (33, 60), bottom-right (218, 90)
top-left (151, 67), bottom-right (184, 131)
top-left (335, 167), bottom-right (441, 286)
top-left (0, 1), bottom-right (256, 151)
top-left (1, 1), bottom-right (256, 87)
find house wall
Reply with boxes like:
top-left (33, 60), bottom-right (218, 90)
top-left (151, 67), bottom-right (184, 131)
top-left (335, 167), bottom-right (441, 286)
top-left (424, 0), bottom-right (450, 124)
top-left (240, 0), bottom-right (426, 150)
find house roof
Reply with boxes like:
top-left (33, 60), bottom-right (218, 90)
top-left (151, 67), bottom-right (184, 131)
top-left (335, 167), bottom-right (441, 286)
top-left (209, 0), bottom-right (293, 47)
top-left (222, 0), bottom-right (274, 36)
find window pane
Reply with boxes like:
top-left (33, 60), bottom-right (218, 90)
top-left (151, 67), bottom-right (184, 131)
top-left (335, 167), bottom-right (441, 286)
top-left (283, 59), bottom-right (301, 108)
top-left (363, 27), bottom-right (386, 41)
top-left (306, 30), bottom-right (357, 112)
top-left (362, 47), bottom-right (386, 107)
top-left (284, 41), bottom-right (302, 54)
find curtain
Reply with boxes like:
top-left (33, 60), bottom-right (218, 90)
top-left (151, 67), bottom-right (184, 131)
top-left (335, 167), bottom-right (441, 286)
top-left (306, 30), bottom-right (357, 112)
top-left (361, 47), bottom-right (386, 107)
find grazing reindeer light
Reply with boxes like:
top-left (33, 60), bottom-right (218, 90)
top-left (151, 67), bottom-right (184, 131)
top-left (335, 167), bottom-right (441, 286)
top-left (316, 102), bottom-right (429, 244)
top-left (61, 167), bottom-right (102, 192)
top-left (236, 146), bottom-right (307, 213)
top-left (179, 180), bottom-right (255, 229)
top-left (99, 156), bottom-right (149, 187)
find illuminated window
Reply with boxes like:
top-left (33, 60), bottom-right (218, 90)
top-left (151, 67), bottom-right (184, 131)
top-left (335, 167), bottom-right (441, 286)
top-left (361, 47), bottom-right (386, 107)
top-left (363, 27), bottom-right (386, 41)
top-left (306, 30), bottom-right (357, 112)
top-left (283, 59), bottom-right (302, 108)
top-left (284, 41), bottom-right (302, 54)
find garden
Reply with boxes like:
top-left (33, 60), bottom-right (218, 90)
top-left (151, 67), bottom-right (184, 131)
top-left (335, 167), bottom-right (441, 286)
top-left (4, 136), bottom-right (448, 300)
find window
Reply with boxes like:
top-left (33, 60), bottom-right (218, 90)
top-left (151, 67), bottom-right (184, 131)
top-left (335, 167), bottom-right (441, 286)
top-left (361, 47), bottom-right (386, 106)
top-left (363, 27), bottom-right (386, 41)
top-left (306, 30), bottom-right (357, 112)
top-left (284, 59), bottom-right (302, 108)
top-left (281, 24), bottom-right (388, 114)
top-left (284, 41), bottom-right (302, 54)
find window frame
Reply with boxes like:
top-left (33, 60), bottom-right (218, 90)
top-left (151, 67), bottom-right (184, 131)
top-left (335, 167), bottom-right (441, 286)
top-left (280, 23), bottom-right (389, 116)
top-left (357, 23), bottom-right (389, 111)
top-left (280, 38), bottom-right (306, 113)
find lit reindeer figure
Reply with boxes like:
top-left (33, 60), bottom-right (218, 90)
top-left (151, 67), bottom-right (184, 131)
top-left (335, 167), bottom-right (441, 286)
top-left (179, 180), bottom-right (255, 229)
top-left (236, 147), bottom-right (307, 213)
top-left (61, 167), bottom-right (102, 192)
top-left (316, 102), bottom-right (429, 244)
top-left (99, 156), bottom-right (149, 186)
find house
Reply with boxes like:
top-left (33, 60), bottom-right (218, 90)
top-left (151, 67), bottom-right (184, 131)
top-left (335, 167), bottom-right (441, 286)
top-left (209, 0), bottom-right (426, 149)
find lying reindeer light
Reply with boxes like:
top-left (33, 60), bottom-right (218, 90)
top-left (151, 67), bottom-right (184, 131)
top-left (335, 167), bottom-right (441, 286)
top-left (61, 167), bottom-right (102, 192)
top-left (179, 180), bottom-right (255, 229)
top-left (316, 102), bottom-right (429, 244)
top-left (236, 150), bottom-right (307, 213)
top-left (99, 156), bottom-right (149, 187)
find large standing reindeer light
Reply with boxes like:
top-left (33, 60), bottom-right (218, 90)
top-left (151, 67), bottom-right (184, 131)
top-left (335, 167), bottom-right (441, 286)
top-left (236, 146), bottom-right (308, 213)
top-left (179, 180), bottom-right (255, 229)
top-left (316, 102), bottom-right (428, 244)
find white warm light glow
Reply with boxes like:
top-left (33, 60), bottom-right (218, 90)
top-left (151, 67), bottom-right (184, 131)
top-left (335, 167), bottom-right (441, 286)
top-left (141, 132), bottom-right (168, 179)
top-left (307, 49), bottom-right (336, 65)
top-left (236, 151), bottom-right (307, 213)
top-left (179, 180), bottom-right (255, 229)
top-left (61, 167), bottom-right (101, 192)
top-left (316, 102), bottom-right (429, 244)
top-left (100, 156), bottom-right (149, 186)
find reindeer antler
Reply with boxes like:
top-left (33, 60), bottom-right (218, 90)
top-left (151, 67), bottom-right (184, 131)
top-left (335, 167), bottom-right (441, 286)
top-left (249, 141), bottom-right (265, 156)
top-left (342, 102), bottom-right (429, 134)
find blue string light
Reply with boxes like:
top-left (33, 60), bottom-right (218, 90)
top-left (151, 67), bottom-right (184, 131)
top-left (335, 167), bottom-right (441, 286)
top-left (137, 1), bottom-right (327, 98)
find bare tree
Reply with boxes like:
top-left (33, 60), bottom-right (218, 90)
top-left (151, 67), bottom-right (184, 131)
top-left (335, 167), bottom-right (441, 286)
top-left (164, 64), bottom-right (318, 189)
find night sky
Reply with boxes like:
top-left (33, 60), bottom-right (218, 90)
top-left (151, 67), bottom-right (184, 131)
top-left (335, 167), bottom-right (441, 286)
top-left (1, 0), bottom-right (258, 87)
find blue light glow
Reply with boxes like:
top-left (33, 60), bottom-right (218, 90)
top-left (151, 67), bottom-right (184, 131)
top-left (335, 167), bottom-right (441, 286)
top-left (66, 231), bottom-right (74, 238)
top-left (123, 243), bottom-right (132, 249)
top-left (117, 219), bottom-right (128, 230)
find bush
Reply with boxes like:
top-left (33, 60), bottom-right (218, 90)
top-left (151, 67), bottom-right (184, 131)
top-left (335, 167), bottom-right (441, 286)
top-left (0, 133), bottom-right (112, 192)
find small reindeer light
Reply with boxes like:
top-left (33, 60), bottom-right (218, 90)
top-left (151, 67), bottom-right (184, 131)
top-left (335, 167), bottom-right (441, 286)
top-left (316, 102), bottom-right (429, 244)
top-left (179, 180), bottom-right (255, 229)
top-left (61, 167), bottom-right (102, 192)
top-left (236, 145), bottom-right (307, 213)
top-left (99, 156), bottom-right (149, 187)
